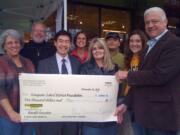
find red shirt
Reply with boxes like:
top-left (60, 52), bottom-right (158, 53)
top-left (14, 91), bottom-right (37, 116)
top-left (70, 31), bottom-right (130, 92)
top-left (71, 49), bottom-right (88, 64)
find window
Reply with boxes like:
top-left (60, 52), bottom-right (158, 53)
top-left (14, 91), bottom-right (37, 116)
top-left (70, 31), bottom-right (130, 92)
top-left (101, 8), bottom-right (131, 38)
top-left (68, 3), bottom-right (131, 38)
top-left (68, 4), bottom-right (99, 38)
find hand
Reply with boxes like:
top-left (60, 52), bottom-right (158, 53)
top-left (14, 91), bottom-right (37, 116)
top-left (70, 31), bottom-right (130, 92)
top-left (0, 98), bottom-right (21, 123)
top-left (8, 110), bottom-right (21, 123)
top-left (114, 104), bottom-right (127, 123)
top-left (116, 71), bottom-right (128, 83)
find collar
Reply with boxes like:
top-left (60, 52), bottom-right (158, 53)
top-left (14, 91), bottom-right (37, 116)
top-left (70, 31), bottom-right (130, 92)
top-left (30, 40), bottom-right (46, 46)
top-left (147, 38), bottom-right (157, 47)
top-left (56, 53), bottom-right (69, 62)
top-left (154, 29), bottom-right (168, 41)
top-left (147, 29), bottom-right (168, 47)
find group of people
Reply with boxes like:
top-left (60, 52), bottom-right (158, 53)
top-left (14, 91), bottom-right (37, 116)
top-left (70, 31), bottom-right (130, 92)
top-left (0, 6), bottom-right (180, 135)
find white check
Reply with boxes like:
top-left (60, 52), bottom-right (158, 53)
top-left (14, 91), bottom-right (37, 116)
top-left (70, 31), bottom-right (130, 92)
top-left (19, 73), bottom-right (119, 122)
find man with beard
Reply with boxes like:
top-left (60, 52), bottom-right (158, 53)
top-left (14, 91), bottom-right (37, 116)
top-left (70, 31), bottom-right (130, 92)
top-left (20, 22), bottom-right (56, 70)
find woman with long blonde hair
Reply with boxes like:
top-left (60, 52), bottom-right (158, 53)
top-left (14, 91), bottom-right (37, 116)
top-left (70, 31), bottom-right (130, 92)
top-left (80, 37), bottom-right (119, 135)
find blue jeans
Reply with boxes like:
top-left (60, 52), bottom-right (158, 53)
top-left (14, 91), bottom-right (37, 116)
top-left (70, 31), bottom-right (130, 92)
top-left (40, 122), bottom-right (79, 135)
top-left (82, 125), bottom-right (118, 135)
top-left (0, 117), bottom-right (33, 135)
top-left (132, 122), bottom-right (145, 135)
top-left (144, 128), bottom-right (177, 135)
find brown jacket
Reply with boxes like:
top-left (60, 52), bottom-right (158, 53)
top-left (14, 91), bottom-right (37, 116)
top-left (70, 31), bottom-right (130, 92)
top-left (125, 31), bottom-right (180, 131)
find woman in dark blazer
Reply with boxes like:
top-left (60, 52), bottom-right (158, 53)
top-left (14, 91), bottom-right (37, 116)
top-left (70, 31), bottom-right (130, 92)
top-left (80, 38), bottom-right (119, 135)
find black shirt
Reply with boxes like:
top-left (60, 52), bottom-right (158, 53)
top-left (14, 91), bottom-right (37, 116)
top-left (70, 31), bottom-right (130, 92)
top-left (20, 40), bottom-right (56, 70)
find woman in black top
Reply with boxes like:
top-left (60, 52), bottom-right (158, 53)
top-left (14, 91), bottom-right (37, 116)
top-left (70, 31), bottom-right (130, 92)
top-left (80, 37), bottom-right (119, 135)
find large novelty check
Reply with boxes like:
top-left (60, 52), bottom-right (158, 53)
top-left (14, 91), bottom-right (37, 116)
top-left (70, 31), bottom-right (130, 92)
top-left (19, 73), bottom-right (118, 122)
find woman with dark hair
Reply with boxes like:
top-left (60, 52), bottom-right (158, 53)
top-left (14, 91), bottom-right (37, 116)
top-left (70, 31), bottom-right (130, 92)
top-left (0, 29), bottom-right (35, 135)
top-left (122, 29), bottom-right (147, 96)
top-left (124, 29), bottom-right (147, 73)
top-left (71, 31), bottom-right (88, 64)
top-left (123, 29), bottom-right (147, 135)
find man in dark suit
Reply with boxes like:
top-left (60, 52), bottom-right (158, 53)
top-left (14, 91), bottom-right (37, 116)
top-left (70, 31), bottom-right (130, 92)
top-left (37, 30), bottom-right (80, 135)
top-left (115, 7), bottom-right (180, 135)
